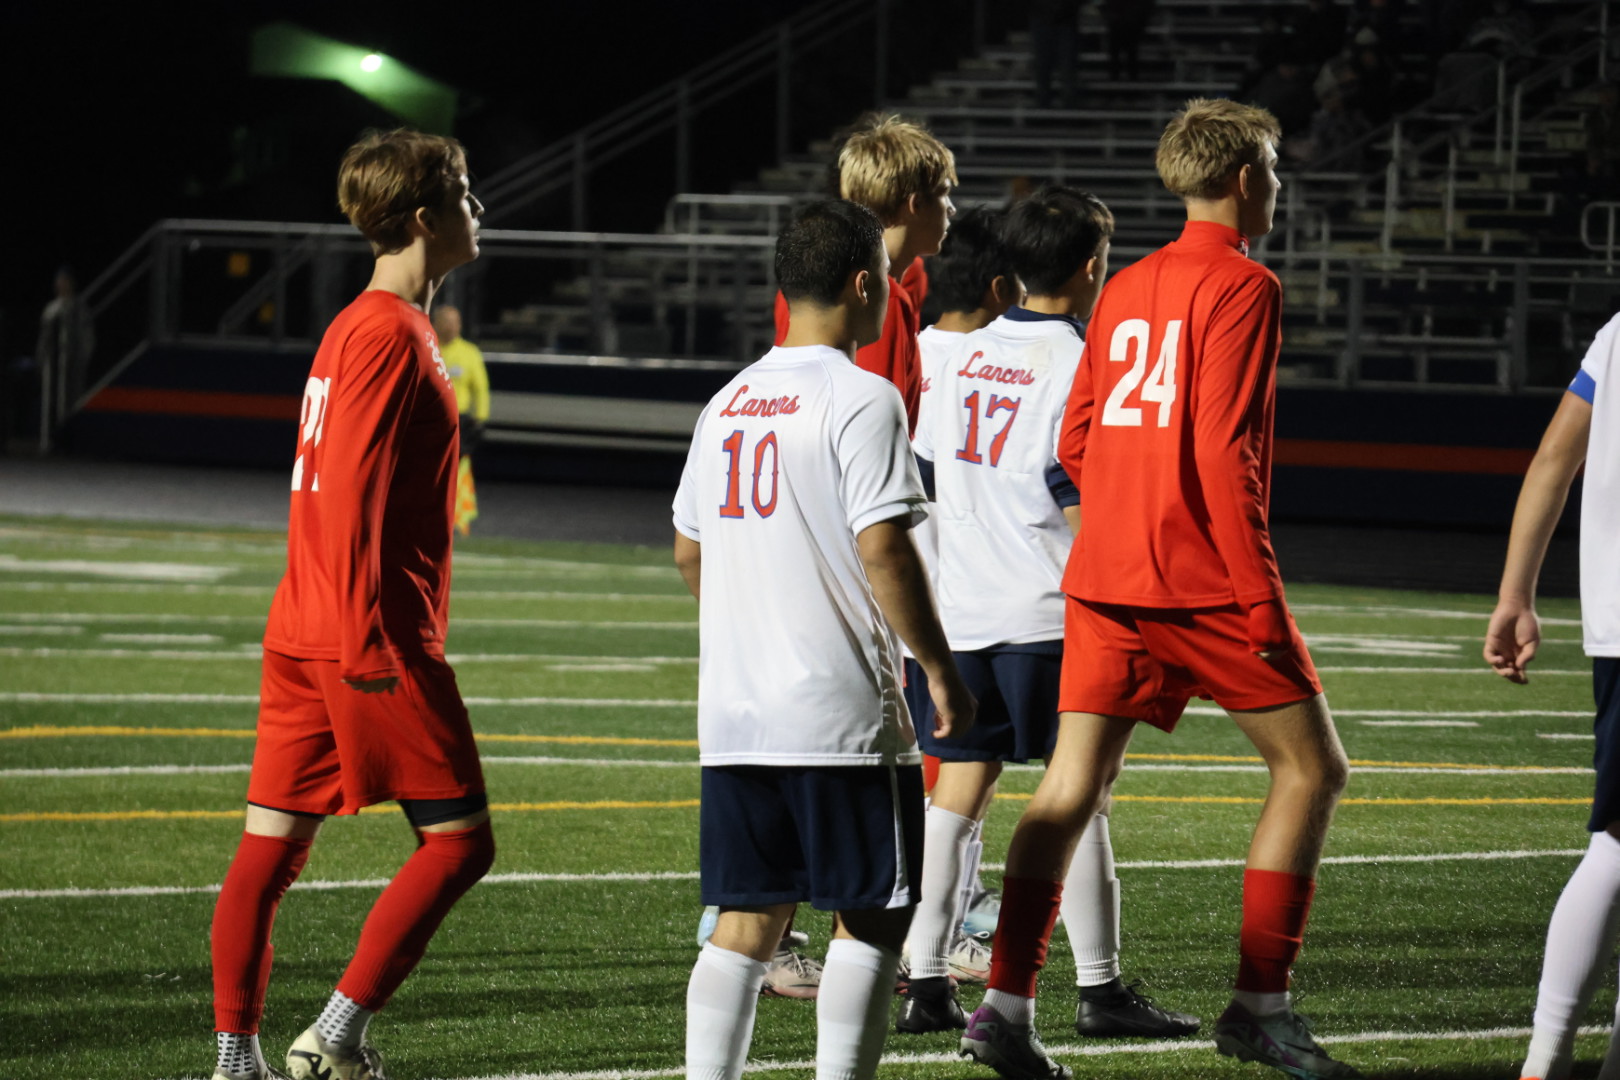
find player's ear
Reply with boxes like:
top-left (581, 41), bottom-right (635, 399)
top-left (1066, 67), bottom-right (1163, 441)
top-left (1083, 256), bottom-right (1099, 283)
top-left (410, 204), bottom-right (436, 239)
top-left (852, 268), bottom-right (872, 305)
top-left (1235, 162), bottom-right (1254, 201)
top-left (987, 274), bottom-right (1012, 308)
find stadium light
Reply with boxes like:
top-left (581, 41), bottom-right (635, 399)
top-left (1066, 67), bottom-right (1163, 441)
top-left (250, 23), bottom-right (457, 133)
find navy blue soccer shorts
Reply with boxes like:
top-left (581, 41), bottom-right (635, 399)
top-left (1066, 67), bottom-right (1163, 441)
top-left (699, 763), bottom-right (925, 911)
top-left (916, 640), bottom-right (1063, 764)
top-left (904, 658), bottom-right (933, 739)
top-left (1589, 658), bottom-right (1620, 831)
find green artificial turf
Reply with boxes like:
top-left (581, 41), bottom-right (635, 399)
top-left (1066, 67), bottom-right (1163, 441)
top-left (0, 516), bottom-right (1610, 1079)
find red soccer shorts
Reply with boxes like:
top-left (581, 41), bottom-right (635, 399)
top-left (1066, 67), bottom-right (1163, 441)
top-left (246, 650), bottom-right (485, 816)
top-left (1059, 598), bottom-right (1323, 732)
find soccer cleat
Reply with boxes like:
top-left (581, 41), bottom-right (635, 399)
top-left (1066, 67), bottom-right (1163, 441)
top-left (962, 885), bottom-right (1002, 940)
top-left (896, 975), bottom-right (967, 1034)
top-left (1212, 1001), bottom-right (1362, 1079)
top-left (959, 1004), bottom-right (1073, 1080)
top-left (760, 943), bottom-right (822, 999)
top-left (1075, 980), bottom-right (1200, 1038)
top-left (947, 933), bottom-right (992, 985)
top-left (286, 1025), bottom-right (389, 1080)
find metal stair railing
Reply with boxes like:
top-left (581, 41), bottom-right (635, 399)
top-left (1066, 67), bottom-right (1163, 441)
top-left (476, 0), bottom-right (879, 229)
top-left (1581, 201), bottom-right (1620, 271)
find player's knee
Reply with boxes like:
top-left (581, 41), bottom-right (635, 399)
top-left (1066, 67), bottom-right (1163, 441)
top-left (423, 821), bottom-right (496, 887)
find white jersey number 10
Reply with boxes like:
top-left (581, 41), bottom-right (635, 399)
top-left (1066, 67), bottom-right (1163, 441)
top-left (291, 376), bottom-right (331, 492)
top-left (719, 430), bottom-right (780, 519)
top-left (1101, 319), bottom-right (1181, 427)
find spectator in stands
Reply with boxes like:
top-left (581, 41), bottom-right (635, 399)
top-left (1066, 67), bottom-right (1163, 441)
top-left (1296, 90), bottom-right (1374, 171)
top-left (1236, 14), bottom-right (1293, 100)
top-left (1102, 0), bottom-right (1155, 83)
top-left (1246, 60), bottom-right (1316, 140)
top-left (35, 267), bottom-right (94, 418)
top-left (1351, 0), bottom-right (1404, 54)
top-left (1029, 0), bottom-right (1082, 108)
top-left (1586, 82), bottom-right (1620, 200)
top-left (1352, 37), bottom-right (1397, 125)
top-left (431, 304), bottom-right (489, 536)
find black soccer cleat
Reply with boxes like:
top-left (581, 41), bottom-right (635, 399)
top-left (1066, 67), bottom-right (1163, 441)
top-left (896, 975), bottom-right (967, 1033)
top-left (1074, 980), bottom-right (1201, 1038)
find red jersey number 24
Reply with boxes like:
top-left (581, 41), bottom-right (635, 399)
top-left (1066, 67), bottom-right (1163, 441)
top-left (1101, 319), bottom-right (1181, 428)
top-left (291, 376), bottom-right (331, 492)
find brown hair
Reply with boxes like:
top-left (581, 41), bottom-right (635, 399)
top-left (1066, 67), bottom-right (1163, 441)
top-left (837, 113), bottom-right (957, 225)
top-left (1155, 99), bottom-right (1281, 201)
top-left (337, 129), bottom-right (468, 255)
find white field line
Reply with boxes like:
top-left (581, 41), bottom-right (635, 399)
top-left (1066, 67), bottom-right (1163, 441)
top-left (2, 695), bottom-right (1593, 716)
top-left (6, 757), bottom-right (1590, 778)
top-left (1294, 602), bottom-right (1584, 627)
top-left (0, 648), bottom-right (698, 663)
top-left (1540, 733), bottom-right (1596, 740)
top-left (1359, 720), bottom-right (1479, 727)
top-left (1314, 666), bottom-right (1588, 675)
top-left (1184, 706), bottom-right (1592, 718)
top-left (0, 582), bottom-right (694, 601)
top-left (0, 693), bottom-right (700, 705)
top-left (99, 633), bottom-right (222, 645)
top-left (1, 847), bottom-right (1589, 902)
top-left (0, 624), bottom-right (82, 635)
top-left (0, 556), bottom-right (232, 582)
top-left (327, 1024), bottom-right (1613, 1080)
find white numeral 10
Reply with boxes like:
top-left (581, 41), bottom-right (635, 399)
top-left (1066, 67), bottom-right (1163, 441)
top-left (1101, 319), bottom-right (1181, 427)
top-left (291, 376), bottom-right (331, 492)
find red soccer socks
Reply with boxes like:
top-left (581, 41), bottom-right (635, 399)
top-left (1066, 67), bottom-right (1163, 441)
top-left (212, 831), bottom-right (313, 1034)
top-left (987, 875), bottom-right (1066, 998)
top-left (1236, 868), bottom-right (1317, 993)
top-left (336, 821), bottom-right (495, 1010)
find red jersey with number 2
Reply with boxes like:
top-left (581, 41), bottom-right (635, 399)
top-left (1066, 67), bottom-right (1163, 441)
top-left (1058, 221), bottom-right (1286, 610)
top-left (263, 290), bottom-right (459, 682)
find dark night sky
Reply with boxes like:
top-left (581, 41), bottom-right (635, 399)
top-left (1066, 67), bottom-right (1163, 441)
top-left (3, 0), bottom-right (816, 356)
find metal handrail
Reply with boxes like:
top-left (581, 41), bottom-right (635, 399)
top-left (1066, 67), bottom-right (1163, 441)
top-left (1581, 202), bottom-right (1620, 271)
top-left (476, 0), bottom-right (877, 227)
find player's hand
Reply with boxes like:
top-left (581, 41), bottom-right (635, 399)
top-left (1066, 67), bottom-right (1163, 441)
top-left (345, 676), bottom-right (400, 694)
top-left (1245, 599), bottom-right (1292, 660)
top-left (927, 666), bottom-right (977, 740)
top-left (1484, 600), bottom-right (1540, 684)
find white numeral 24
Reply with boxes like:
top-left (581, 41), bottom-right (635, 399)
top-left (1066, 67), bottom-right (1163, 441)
top-left (1101, 319), bottom-right (1181, 427)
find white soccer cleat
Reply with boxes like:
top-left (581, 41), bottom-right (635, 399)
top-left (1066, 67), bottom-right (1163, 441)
top-left (285, 1025), bottom-right (389, 1080)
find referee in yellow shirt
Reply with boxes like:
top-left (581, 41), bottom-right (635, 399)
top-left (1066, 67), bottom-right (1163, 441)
top-left (430, 305), bottom-right (489, 535)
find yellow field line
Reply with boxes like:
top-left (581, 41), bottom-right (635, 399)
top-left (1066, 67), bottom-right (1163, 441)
top-left (0, 725), bottom-right (698, 748)
top-left (0, 798), bottom-right (704, 824)
top-left (0, 726), bottom-right (1575, 772)
top-left (1, 794), bottom-right (1586, 823)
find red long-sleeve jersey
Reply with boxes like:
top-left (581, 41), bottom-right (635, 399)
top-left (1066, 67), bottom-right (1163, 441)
top-left (1059, 220), bottom-right (1286, 609)
top-left (263, 290), bottom-right (459, 682)
top-left (773, 256), bottom-right (928, 434)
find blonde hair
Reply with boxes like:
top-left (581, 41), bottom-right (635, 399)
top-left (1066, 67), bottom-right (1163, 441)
top-left (1155, 99), bottom-right (1281, 201)
top-left (837, 113), bottom-right (958, 225)
top-left (337, 129), bottom-right (468, 255)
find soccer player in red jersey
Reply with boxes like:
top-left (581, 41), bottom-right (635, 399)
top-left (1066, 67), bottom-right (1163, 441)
top-left (772, 113), bottom-right (956, 435)
top-left (960, 100), bottom-right (1359, 1080)
top-left (208, 130), bottom-right (494, 1080)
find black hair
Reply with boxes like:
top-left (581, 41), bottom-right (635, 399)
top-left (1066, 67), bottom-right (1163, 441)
top-left (1002, 186), bottom-right (1115, 297)
top-left (775, 199), bottom-right (885, 307)
top-left (924, 207), bottom-right (1012, 314)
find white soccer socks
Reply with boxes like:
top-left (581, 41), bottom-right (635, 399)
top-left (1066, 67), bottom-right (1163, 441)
top-left (906, 806), bottom-right (977, 980)
top-left (1061, 813), bottom-right (1123, 987)
top-left (816, 938), bottom-right (901, 1080)
top-left (686, 942), bottom-right (768, 1080)
top-left (314, 990), bottom-right (373, 1050)
top-left (214, 1031), bottom-right (267, 1079)
top-left (1523, 830), bottom-right (1620, 1079)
